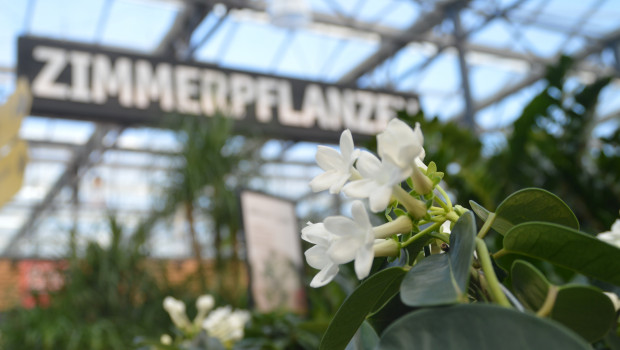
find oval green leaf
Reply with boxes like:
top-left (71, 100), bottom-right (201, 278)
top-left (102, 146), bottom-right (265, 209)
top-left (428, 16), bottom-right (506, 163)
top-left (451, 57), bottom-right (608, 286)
top-left (552, 286), bottom-right (616, 342)
top-left (400, 212), bottom-right (476, 306)
top-left (319, 267), bottom-right (406, 350)
top-left (504, 222), bottom-right (620, 285)
top-left (511, 260), bottom-right (550, 311)
top-left (377, 304), bottom-right (591, 350)
top-left (511, 260), bottom-right (616, 342)
top-left (470, 188), bottom-right (579, 235)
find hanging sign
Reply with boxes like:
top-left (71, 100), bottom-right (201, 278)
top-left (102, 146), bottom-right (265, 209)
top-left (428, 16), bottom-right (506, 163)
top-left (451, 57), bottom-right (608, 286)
top-left (17, 36), bottom-right (419, 142)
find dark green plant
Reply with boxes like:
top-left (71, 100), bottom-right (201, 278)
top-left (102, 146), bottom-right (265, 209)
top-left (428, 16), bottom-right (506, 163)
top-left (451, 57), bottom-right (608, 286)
top-left (0, 218), bottom-right (175, 350)
top-left (398, 55), bottom-right (619, 233)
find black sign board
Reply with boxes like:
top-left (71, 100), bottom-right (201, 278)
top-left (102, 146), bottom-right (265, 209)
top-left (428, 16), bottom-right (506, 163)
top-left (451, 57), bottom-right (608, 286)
top-left (17, 36), bottom-right (419, 142)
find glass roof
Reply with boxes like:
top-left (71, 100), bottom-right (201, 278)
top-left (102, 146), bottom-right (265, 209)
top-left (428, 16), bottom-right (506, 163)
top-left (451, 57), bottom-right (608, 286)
top-left (0, 0), bottom-right (619, 257)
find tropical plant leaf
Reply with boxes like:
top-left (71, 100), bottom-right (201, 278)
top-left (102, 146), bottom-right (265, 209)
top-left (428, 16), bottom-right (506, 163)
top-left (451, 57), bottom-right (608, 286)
top-left (504, 222), bottom-right (620, 285)
top-left (400, 212), bottom-right (476, 306)
top-left (511, 260), bottom-right (616, 342)
top-left (470, 188), bottom-right (579, 236)
top-left (377, 304), bottom-right (591, 350)
top-left (319, 267), bottom-right (406, 350)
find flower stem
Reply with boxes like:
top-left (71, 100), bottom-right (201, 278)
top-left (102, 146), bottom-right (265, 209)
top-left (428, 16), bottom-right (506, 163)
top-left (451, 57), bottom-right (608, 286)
top-left (402, 222), bottom-right (441, 248)
top-left (436, 185), bottom-right (453, 211)
top-left (475, 238), bottom-right (511, 307)
top-left (434, 195), bottom-right (449, 211)
top-left (476, 212), bottom-right (496, 239)
top-left (492, 248), bottom-right (509, 260)
top-left (430, 231), bottom-right (450, 243)
top-left (536, 286), bottom-right (559, 317)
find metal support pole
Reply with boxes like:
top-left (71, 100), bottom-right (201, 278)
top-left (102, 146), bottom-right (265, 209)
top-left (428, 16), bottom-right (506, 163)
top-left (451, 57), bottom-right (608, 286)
top-left (450, 7), bottom-right (475, 130)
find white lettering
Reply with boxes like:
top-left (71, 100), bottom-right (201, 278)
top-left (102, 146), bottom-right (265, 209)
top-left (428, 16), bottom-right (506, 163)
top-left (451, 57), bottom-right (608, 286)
top-left (175, 65), bottom-right (200, 115)
top-left (135, 60), bottom-right (174, 111)
top-left (69, 51), bottom-right (92, 102)
top-left (229, 74), bottom-right (254, 119)
top-left (277, 81), bottom-right (303, 126)
top-left (92, 54), bottom-right (133, 107)
top-left (355, 91), bottom-right (376, 134)
top-left (201, 69), bottom-right (229, 116)
top-left (255, 77), bottom-right (278, 123)
top-left (32, 46), bottom-right (68, 100)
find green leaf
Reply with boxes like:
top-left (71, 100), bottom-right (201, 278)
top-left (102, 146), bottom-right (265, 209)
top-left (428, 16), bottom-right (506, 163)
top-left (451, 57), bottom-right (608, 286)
top-left (319, 267), bottom-right (406, 350)
top-left (504, 222), bottom-right (620, 286)
top-left (345, 321), bottom-right (378, 350)
top-left (470, 188), bottom-right (579, 235)
top-left (511, 260), bottom-right (550, 311)
top-left (552, 285), bottom-right (616, 342)
top-left (366, 294), bottom-right (416, 335)
top-left (377, 304), bottom-right (591, 350)
top-left (400, 212), bottom-right (476, 306)
top-left (511, 260), bottom-right (616, 342)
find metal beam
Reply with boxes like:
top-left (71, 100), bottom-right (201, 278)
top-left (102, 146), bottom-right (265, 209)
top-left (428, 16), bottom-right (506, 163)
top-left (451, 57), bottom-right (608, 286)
top-left (450, 7), bottom-right (475, 129)
top-left (2, 125), bottom-right (121, 257)
top-left (155, 0), bottom-right (212, 60)
top-left (336, 0), bottom-right (465, 85)
top-left (453, 28), bottom-right (620, 121)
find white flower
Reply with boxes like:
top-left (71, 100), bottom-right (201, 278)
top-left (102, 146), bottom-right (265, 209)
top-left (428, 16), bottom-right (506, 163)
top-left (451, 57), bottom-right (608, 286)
top-left (163, 296), bottom-right (191, 330)
top-left (377, 119), bottom-right (424, 169)
top-left (302, 222), bottom-right (340, 287)
top-left (310, 129), bottom-right (360, 194)
top-left (343, 152), bottom-right (411, 212)
top-left (324, 200), bottom-right (375, 280)
top-left (598, 219), bottom-right (620, 248)
top-left (160, 334), bottom-right (173, 345)
top-left (196, 294), bottom-right (215, 313)
top-left (202, 306), bottom-right (250, 344)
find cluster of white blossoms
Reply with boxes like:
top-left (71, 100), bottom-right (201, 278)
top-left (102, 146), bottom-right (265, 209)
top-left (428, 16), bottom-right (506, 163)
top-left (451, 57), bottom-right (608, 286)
top-left (303, 119), bottom-right (456, 288)
top-left (598, 218), bottom-right (620, 248)
top-left (161, 295), bottom-right (250, 347)
top-left (202, 306), bottom-right (251, 346)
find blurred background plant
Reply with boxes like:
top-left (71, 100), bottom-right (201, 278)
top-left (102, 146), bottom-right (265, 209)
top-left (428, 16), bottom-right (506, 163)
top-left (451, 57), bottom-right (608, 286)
top-left (398, 56), bottom-right (619, 234)
top-left (0, 217), bottom-right (175, 350)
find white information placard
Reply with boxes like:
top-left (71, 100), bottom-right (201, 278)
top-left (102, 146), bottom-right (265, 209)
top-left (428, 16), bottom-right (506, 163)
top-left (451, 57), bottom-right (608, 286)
top-left (240, 191), bottom-right (306, 313)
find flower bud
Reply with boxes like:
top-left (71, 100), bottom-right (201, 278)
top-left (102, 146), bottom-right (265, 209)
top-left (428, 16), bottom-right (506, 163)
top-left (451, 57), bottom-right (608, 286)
top-left (373, 215), bottom-right (412, 239)
top-left (411, 165), bottom-right (433, 195)
top-left (373, 239), bottom-right (400, 257)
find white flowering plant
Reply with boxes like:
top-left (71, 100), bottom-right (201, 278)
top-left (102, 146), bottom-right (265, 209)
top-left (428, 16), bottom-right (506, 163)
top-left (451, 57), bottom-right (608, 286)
top-left (150, 295), bottom-right (250, 350)
top-left (305, 119), bottom-right (620, 350)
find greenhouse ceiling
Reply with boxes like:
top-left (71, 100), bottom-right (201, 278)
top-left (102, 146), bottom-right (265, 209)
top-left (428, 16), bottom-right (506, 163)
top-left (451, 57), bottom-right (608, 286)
top-left (0, 0), bottom-right (619, 257)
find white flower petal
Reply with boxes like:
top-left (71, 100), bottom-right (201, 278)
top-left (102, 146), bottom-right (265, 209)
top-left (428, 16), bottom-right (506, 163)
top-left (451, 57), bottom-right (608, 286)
top-left (305, 245), bottom-right (331, 269)
top-left (328, 238), bottom-right (360, 264)
top-left (310, 171), bottom-right (343, 192)
top-left (343, 179), bottom-right (377, 198)
top-left (328, 174), bottom-right (350, 194)
top-left (339, 129), bottom-right (355, 158)
top-left (310, 263), bottom-right (339, 288)
top-left (355, 151), bottom-right (382, 178)
top-left (354, 244), bottom-right (374, 279)
top-left (351, 200), bottom-right (371, 228)
top-left (301, 222), bottom-right (329, 245)
top-left (324, 216), bottom-right (357, 237)
top-left (368, 185), bottom-right (393, 212)
top-left (315, 146), bottom-right (342, 170)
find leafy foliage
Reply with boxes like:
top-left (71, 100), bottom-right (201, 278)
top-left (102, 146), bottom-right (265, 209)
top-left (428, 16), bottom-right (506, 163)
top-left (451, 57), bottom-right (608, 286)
top-left (0, 218), bottom-right (174, 350)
